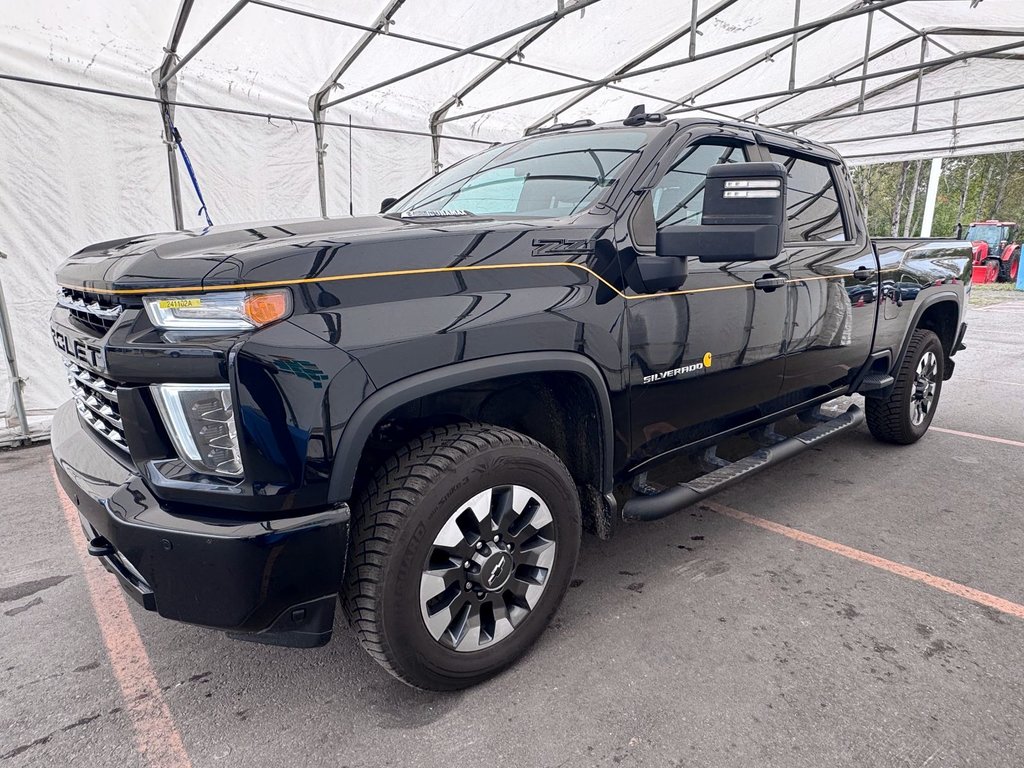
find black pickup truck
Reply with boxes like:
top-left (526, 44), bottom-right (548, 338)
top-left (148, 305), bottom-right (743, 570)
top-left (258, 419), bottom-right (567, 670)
top-left (51, 110), bottom-right (970, 690)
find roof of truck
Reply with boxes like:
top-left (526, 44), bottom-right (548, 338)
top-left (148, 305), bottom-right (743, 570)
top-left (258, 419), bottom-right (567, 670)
top-left (546, 114), bottom-right (845, 164)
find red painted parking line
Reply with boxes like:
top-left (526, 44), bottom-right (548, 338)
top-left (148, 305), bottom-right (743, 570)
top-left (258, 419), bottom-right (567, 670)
top-left (704, 500), bottom-right (1024, 621)
top-left (50, 464), bottom-right (192, 768)
top-left (931, 426), bottom-right (1024, 448)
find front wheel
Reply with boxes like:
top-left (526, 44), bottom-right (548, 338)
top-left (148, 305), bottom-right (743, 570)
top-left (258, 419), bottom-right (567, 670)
top-left (985, 258), bottom-right (1002, 283)
top-left (342, 423), bottom-right (581, 690)
top-left (866, 329), bottom-right (944, 445)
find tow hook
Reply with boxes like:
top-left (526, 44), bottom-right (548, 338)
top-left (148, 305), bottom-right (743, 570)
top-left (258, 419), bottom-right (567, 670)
top-left (87, 535), bottom-right (115, 558)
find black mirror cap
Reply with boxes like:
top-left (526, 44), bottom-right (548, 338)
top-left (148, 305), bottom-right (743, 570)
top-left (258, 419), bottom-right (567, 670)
top-left (655, 160), bottom-right (788, 262)
top-left (702, 161), bottom-right (788, 227)
top-left (380, 197), bottom-right (399, 213)
top-left (657, 223), bottom-right (784, 263)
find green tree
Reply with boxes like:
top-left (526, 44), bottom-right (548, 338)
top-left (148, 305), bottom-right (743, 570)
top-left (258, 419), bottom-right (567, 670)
top-left (850, 150), bottom-right (1024, 238)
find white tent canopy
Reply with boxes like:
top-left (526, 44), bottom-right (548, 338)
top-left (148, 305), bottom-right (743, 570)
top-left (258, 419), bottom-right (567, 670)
top-left (1, 0), bottom-right (1021, 440)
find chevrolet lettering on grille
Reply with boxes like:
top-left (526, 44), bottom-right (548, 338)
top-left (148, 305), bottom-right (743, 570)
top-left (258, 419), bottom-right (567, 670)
top-left (51, 327), bottom-right (105, 369)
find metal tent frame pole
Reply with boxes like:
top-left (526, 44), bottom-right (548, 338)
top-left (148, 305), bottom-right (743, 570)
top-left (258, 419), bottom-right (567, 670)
top-left (255, 0), bottom-right (713, 102)
top-left (738, 34), bottom-right (921, 122)
top-left (769, 26), bottom-right (1024, 129)
top-left (429, 19), bottom-right (560, 174)
top-left (770, 25), bottom-right (1024, 128)
top-left (858, 7), bottom-right (874, 113)
top-left (436, 0), bottom-right (910, 127)
top-left (781, 67), bottom-right (925, 130)
top-left (425, 15), bottom-right (737, 171)
top-left (878, 8), bottom-right (957, 56)
top-left (321, 0), bottom-right (604, 111)
top-left (0, 278), bottom-right (30, 446)
top-left (788, 0), bottom-right (801, 91)
top-left (767, 82), bottom-right (1024, 130)
top-left (121, 0), bottom-right (1024, 220)
top-left (826, 114), bottom-right (1024, 146)
top-left (0, 73), bottom-right (496, 146)
top-left (845, 136), bottom-right (1024, 162)
top-left (522, 0), bottom-right (742, 134)
top-left (735, 11), bottom-right (961, 123)
top-left (659, 39), bottom-right (1024, 119)
top-left (154, 0), bottom-right (197, 231)
top-left (310, 0), bottom-right (407, 218)
top-left (154, 0), bottom-right (247, 228)
top-left (156, 0), bottom-right (249, 89)
top-left (657, 0), bottom-right (872, 117)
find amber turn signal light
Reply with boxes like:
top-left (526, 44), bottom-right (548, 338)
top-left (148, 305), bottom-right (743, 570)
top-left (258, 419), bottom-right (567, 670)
top-left (244, 291), bottom-right (291, 326)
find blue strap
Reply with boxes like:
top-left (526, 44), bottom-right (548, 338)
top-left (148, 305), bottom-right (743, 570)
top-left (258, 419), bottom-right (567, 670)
top-left (166, 111), bottom-right (213, 228)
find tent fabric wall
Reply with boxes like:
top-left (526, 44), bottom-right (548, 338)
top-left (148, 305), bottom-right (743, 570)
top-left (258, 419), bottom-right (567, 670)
top-left (1, 0), bottom-right (1022, 434)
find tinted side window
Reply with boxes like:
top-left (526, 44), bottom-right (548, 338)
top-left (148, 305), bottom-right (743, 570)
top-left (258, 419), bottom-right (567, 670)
top-left (653, 143), bottom-right (749, 227)
top-left (769, 150), bottom-right (847, 242)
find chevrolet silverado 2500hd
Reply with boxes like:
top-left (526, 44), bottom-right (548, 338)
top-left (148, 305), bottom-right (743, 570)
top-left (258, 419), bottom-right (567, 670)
top-left (51, 110), bottom-right (970, 690)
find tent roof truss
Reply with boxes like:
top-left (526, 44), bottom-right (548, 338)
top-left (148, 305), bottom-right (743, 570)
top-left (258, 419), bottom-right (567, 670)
top-left (49, 0), bottom-right (1013, 218)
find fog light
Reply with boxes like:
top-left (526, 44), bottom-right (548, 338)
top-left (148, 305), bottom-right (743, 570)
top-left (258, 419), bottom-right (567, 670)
top-left (152, 384), bottom-right (242, 477)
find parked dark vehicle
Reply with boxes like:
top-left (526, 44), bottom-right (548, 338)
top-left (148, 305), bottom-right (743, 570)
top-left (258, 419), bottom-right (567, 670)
top-left (51, 110), bottom-right (970, 689)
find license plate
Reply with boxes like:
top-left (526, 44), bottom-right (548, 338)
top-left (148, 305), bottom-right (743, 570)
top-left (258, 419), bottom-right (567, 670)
top-left (51, 325), bottom-right (105, 370)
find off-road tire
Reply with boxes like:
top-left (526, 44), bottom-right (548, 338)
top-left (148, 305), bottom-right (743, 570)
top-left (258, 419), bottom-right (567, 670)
top-left (342, 422), bottom-right (581, 690)
top-left (866, 329), bottom-right (944, 445)
top-left (998, 251), bottom-right (1020, 284)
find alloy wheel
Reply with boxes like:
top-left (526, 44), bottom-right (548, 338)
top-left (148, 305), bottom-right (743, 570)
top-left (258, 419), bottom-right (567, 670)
top-left (419, 485), bottom-right (556, 652)
top-left (910, 350), bottom-right (938, 426)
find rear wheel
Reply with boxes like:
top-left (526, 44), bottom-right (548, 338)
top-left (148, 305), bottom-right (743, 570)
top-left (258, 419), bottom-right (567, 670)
top-left (866, 329), bottom-right (944, 445)
top-left (343, 422), bottom-right (581, 690)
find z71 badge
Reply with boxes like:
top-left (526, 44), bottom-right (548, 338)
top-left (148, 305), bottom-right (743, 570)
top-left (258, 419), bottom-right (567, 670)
top-left (531, 238), bottom-right (596, 256)
top-left (643, 352), bottom-right (713, 384)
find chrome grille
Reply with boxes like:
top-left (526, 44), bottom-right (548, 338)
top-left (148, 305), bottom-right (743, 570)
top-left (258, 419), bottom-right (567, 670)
top-left (57, 288), bottom-right (123, 335)
top-left (64, 360), bottom-right (128, 452)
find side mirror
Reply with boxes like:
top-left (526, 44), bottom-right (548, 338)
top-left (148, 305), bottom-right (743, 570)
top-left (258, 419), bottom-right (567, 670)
top-left (380, 197), bottom-right (399, 213)
top-left (656, 161), bottom-right (787, 263)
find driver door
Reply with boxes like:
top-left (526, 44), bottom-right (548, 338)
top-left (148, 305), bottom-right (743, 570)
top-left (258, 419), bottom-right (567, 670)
top-left (621, 128), bottom-right (791, 467)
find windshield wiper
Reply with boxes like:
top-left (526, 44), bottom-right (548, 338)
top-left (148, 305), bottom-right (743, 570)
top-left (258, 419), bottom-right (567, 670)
top-left (399, 209), bottom-right (474, 218)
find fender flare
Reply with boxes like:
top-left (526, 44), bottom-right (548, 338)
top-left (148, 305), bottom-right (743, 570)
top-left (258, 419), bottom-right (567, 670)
top-left (327, 352), bottom-right (616, 504)
top-left (893, 289), bottom-right (961, 371)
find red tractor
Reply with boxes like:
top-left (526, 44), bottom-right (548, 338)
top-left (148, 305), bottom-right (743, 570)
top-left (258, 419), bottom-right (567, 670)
top-left (967, 220), bottom-right (1021, 284)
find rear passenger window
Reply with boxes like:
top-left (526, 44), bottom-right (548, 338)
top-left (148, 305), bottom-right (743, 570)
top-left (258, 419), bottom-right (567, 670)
top-left (768, 150), bottom-right (847, 242)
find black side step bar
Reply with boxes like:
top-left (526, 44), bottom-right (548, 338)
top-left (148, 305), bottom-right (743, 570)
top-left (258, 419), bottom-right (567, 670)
top-left (856, 372), bottom-right (895, 395)
top-left (622, 405), bottom-right (864, 522)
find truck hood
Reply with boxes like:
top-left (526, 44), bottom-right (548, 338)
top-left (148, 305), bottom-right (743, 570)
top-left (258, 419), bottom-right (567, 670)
top-left (57, 215), bottom-right (573, 294)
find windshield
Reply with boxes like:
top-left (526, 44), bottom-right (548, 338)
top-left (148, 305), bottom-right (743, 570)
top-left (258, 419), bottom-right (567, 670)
top-left (967, 224), bottom-right (1008, 245)
top-left (390, 130), bottom-right (650, 219)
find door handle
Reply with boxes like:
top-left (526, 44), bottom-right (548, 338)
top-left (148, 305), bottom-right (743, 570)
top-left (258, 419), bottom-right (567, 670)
top-left (853, 266), bottom-right (875, 281)
top-left (753, 275), bottom-right (786, 292)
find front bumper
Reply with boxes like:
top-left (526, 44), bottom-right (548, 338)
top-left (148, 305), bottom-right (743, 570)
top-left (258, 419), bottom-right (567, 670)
top-left (51, 401), bottom-right (350, 647)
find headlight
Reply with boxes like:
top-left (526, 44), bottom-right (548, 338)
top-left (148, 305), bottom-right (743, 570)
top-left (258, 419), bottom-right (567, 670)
top-left (151, 384), bottom-right (242, 477)
top-left (143, 290), bottom-right (291, 331)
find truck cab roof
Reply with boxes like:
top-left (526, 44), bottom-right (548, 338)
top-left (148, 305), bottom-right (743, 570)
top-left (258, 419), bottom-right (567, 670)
top-left (519, 111), bottom-right (844, 165)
